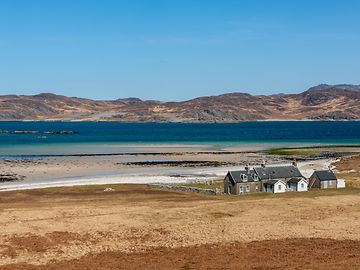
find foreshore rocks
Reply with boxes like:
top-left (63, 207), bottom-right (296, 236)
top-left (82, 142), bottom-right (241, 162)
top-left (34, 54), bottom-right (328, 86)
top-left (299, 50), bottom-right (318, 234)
top-left (0, 173), bottom-right (25, 182)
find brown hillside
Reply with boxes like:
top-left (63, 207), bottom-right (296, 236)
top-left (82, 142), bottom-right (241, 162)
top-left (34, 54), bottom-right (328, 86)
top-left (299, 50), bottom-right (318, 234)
top-left (0, 84), bottom-right (359, 122)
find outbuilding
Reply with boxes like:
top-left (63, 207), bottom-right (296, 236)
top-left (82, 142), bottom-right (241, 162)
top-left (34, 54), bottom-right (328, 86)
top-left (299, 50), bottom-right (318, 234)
top-left (309, 170), bottom-right (337, 189)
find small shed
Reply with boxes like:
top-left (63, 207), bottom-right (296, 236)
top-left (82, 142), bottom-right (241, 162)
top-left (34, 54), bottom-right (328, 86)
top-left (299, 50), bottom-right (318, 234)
top-left (309, 170), bottom-right (337, 189)
top-left (337, 179), bottom-right (346, 188)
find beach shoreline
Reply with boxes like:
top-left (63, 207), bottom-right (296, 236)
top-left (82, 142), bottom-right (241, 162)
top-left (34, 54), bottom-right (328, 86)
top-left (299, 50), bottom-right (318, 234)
top-left (0, 143), bottom-right (338, 191)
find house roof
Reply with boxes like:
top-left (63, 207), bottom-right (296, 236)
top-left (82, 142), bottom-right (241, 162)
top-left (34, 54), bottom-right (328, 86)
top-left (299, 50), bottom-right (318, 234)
top-left (253, 165), bottom-right (304, 180)
top-left (287, 177), bottom-right (305, 183)
top-left (266, 179), bottom-right (286, 185)
top-left (313, 170), bottom-right (337, 181)
top-left (227, 169), bottom-right (259, 184)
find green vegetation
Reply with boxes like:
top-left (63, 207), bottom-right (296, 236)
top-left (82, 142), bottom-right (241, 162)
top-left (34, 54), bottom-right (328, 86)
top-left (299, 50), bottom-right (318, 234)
top-left (265, 148), bottom-right (314, 156)
top-left (264, 145), bottom-right (360, 157)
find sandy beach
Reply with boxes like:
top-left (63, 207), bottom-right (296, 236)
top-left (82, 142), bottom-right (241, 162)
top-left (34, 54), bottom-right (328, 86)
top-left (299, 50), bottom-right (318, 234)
top-left (0, 144), bottom-right (337, 191)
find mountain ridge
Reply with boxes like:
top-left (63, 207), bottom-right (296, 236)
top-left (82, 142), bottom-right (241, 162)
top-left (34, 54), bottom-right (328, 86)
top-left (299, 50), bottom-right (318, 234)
top-left (0, 84), bottom-right (359, 122)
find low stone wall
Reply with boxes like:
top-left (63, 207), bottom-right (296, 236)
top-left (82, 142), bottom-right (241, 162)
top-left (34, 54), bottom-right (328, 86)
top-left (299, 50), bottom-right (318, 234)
top-left (148, 183), bottom-right (223, 195)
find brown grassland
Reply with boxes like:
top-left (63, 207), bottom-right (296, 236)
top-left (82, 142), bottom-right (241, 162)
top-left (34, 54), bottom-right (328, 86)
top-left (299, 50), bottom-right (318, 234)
top-left (334, 154), bottom-right (360, 187)
top-left (0, 156), bottom-right (360, 269)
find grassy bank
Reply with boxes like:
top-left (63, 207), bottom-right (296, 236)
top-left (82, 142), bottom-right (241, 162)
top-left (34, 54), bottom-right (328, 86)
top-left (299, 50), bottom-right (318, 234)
top-left (264, 145), bottom-right (360, 157)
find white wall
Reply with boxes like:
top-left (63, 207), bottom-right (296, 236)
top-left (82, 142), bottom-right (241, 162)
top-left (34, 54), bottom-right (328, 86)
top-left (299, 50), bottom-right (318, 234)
top-left (297, 179), bottom-right (308, 192)
top-left (274, 181), bottom-right (286, 193)
top-left (337, 179), bottom-right (346, 188)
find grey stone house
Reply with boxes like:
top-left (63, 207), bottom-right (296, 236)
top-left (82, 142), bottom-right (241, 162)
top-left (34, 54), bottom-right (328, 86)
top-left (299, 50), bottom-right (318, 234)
top-left (224, 163), bottom-right (307, 195)
top-left (224, 167), bottom-right (261, 195)
top-left (309, 170), bottom-right (338, 189)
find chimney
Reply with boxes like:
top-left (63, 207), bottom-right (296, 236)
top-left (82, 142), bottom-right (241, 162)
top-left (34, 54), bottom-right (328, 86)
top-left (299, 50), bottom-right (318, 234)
top-left (292, 159), bottom-right (297, 167)
top-left (245, 164), bottom-right (250, 172)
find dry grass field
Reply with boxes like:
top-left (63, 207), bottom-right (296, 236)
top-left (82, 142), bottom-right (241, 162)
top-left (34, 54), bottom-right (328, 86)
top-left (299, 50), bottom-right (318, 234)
top-left (0, 156), bottom-right (360, 269)
top-left (334, 154), bottom-right (360, 187)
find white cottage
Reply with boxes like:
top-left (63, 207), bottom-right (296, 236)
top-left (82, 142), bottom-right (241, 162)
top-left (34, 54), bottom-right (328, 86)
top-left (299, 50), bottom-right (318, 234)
top-left (264, 179), bottom-right (287, 193)
top-left (287, 178), bottom-right (308, 192)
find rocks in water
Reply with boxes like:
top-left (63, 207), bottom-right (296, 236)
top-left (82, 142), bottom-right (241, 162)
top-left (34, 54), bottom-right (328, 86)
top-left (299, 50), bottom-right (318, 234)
top-left (0, 130), bottom-right (38, 134)
top-left (0, 130), bottom-right (79, 135)
top-left (43, 131), bottom-right (79, 135)
top-left (12, 130), bottom-right (38, 134)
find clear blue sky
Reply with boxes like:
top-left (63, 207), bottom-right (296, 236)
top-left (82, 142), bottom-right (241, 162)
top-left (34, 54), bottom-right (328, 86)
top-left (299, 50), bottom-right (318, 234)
top-left (0, 0), bottom-right (359, 100)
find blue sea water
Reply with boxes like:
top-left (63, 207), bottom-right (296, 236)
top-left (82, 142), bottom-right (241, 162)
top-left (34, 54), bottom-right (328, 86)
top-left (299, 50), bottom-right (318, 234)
top-left (0, 121), bottom-right (359, 156)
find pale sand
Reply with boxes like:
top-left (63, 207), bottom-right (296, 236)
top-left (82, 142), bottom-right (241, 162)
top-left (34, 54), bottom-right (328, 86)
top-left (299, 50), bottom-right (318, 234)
top-left (0, 149), bottom-right (333, 191)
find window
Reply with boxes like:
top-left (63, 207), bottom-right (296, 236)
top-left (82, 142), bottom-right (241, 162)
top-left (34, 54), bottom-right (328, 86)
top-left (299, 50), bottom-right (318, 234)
top-left (329, 180), bottom-right (332, 187)
top-left (253, 174), bottom-right (259, 181)
top-left (255, 185), bottom-right (259, 191)
top-left (239, 186), bottom-right (243, 193)
top-left (301, 183), bottom-right (304, 189)
top-left (246, 186), bottom-right (250, 192)
top-left (278, 184), bottom-right (282, 190)
top-left (241, 174), bottom-right (248, 182)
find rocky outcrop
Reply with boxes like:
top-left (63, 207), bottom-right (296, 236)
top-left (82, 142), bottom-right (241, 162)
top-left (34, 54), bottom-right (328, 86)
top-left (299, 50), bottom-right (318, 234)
top-left (0, 173), bottom-right (25, 182)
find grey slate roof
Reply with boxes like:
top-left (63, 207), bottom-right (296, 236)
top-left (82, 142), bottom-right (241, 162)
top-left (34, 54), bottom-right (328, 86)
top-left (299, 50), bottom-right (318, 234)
top-left (227, 169), bottom-right (259, 183)
top-left (266, 179), bottom-right (285, 185)
top-left (313, 170), bottom-right (337, 181)
top-left (287, 177), bottom-right (304, 183)
top-left (253, 165), bottom-right (304, 180)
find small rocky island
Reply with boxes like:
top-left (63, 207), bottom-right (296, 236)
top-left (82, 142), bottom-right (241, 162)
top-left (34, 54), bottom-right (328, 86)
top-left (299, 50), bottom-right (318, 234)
top-left (0, 130), bottom-right (78, 135)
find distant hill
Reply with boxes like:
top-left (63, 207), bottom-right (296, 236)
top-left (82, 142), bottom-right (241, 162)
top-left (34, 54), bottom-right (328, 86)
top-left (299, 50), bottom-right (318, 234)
top-left (0, 84), bottom-right (359, 122)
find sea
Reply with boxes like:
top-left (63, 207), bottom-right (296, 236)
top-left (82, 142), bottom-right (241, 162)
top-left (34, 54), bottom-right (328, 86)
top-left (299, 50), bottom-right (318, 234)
top-left (0, 121), bottom-right (359, 156)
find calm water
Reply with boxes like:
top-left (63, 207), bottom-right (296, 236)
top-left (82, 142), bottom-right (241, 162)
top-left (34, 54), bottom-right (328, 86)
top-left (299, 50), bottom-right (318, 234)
top-left (0, 121), bottom-right (359, 155)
